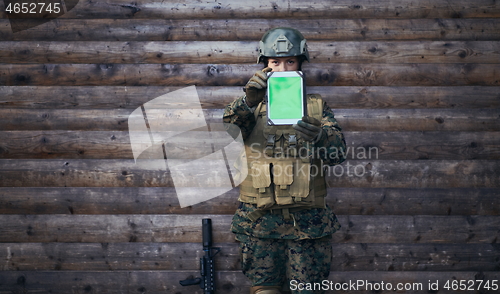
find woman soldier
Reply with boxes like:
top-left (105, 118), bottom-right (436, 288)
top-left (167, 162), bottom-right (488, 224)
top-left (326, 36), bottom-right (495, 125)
top-left (223, 27), bottom-right (347, 294)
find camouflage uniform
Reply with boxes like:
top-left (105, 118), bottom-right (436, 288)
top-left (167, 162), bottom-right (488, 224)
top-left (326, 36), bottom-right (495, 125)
top-left (223, 95), bottom-right (346, 294)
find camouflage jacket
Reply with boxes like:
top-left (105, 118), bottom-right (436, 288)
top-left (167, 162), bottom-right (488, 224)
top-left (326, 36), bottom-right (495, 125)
top-left (223, 95), bottom-right (346, 240)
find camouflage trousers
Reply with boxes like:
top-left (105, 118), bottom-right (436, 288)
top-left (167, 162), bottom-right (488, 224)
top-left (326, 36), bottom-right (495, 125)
top-left (238, 234), bottom-right (332, 294)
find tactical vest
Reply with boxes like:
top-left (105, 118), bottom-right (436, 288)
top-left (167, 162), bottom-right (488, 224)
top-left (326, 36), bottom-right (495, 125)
top-left (238, 94), bottom-right (327, 221)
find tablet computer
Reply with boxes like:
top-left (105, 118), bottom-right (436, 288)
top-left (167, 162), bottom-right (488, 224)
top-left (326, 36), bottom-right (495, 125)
top-left (266, 71), bottom-right (305, 125)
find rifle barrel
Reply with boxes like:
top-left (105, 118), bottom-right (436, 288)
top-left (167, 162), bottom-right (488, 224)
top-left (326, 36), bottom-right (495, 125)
top-left (202, 218), bottom-right (213, 248)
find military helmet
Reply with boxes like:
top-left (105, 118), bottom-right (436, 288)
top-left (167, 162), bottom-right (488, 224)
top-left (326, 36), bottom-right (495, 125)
top-left (257, 27), bottom-right (310, 64)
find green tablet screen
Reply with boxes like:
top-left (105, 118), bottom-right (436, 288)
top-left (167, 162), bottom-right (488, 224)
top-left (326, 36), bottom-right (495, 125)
top-left (267, 72), bottom-right (304, 125)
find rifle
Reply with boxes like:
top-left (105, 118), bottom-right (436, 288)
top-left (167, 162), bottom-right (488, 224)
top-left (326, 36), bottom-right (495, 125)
top-left (179, 218), bottom-right (220, 294)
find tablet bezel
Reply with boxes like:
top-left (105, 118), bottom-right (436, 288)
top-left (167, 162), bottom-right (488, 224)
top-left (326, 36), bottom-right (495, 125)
top-left (266, 71), bottom-right (305, 125)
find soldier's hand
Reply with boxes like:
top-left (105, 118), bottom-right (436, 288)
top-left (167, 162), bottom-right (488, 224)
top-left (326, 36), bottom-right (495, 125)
top-left (293, 116), bottom-right (325, 142)
top-left (245, 67), bottom-right (272, 107)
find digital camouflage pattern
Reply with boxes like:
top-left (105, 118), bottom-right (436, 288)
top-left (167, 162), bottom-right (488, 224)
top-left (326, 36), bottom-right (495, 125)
top-left (231, 202), bottom-right (341, 240)
top-left (223, 93), bottom-right (346, 293)
top-left (238, 234), bottom-right (332, 294)
top-left (223, 96), bottom-right (257, 140)
top-left (313, 102), bottom-right (347, 166)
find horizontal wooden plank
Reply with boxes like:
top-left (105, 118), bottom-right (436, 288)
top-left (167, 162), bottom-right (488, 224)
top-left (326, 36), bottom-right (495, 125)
top-left (0, 159), bottom-right (498, 188)
top-left (327, 188), bottom-right (500, 216)
top-left (1, 86), bottom-right (499, 109)
top-left (0, 214), bottom-right (498, 244)
top-left (2, 63), bottom-right (499, 86)
top-left (335, 109), bottom-right (500, 132)
top-left (0, 86), bottom-right (242, 109)
top-left (1, 109), bottom-right (499, 132)
top-left (326, 160), bottom-right (500, 189)
top-left (312, 40), bottom-right (500, 64)
top-left (0, 131), bottom-right (498, 160)
top-left (1, 271), bottom-right (500, 294)
top-left (1, 187), bottom-right (498, 216)
top-left (1, 243), bottom-right (498, 272)
top-left (2, 41), bottom-right (500, 64)
top-left (1, 19), bottom-right (500, 42)
top-left (0, 271), bottom-right (248, 294)
top-left (345, 131), bottom-right (500, 160)
top-left (2, 0), bottom-right (499, 20)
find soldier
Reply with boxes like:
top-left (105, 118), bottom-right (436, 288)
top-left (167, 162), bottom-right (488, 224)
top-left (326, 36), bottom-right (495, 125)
top-left (223, 27), bottom-right (347, 294)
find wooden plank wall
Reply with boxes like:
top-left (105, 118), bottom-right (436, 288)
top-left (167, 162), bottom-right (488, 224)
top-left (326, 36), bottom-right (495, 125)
top-left (1, 0), bottom-right (499, 293)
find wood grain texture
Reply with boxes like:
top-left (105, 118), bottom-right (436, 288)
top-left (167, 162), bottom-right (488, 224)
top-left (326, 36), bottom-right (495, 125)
top-left (323, 160), bottom-right (500, 189)
top-left (1, 0), bottom-right (499, 19)
top-left (2, 63), bottom-right (500, 86)
top-left (0, 0), bottom-right (499, 288)
top-left (0, 242), bottom-right (498, 271)
top-left (0, 187), bottom-right (498, 216)
top-left (0, 214), bottom-right (498, 244)
top-left (0, 271), bottom-right (499, 294)
top-left (0, 270), bottom-right (248, 294)
top-left (0, 159), bottom-right (498, 188)
top-left (2, 19), bottom-right (500, 41)
top-left (334, 109), bottom-right (500, 132)
top-left (2, 86), bottom-right (499, 109)
top-left (1, 109), bottom-right (499, 132)
top-left (3, 41), bottom-right (500, 64)
top-left (0, 131), bottom-right (498, 160)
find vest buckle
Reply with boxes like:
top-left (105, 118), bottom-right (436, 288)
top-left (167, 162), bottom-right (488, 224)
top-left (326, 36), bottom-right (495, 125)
top-left (265, 134), bottom-right (275, 157)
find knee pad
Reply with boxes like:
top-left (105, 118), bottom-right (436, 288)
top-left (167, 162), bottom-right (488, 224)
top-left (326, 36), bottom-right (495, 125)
top-left (250, 285), bottom-right (282, 294)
